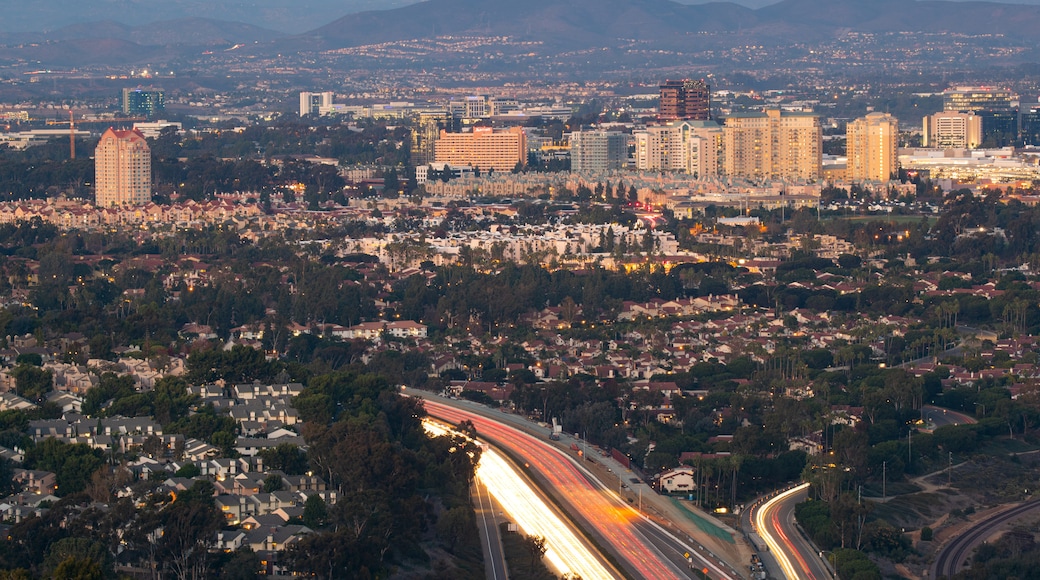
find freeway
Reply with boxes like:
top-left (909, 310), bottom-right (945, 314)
top-left (932, 499), bottom-right (1040, 578)
top-left (752, 483), bottom-right (832, 580)
top-left (423, 397), bottom-right (739, 579)
top-left (472, 478), bottom-right (508, 580)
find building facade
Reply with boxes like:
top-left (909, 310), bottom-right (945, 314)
top-left (846, 112), bottom-right (899, 182)
top-left (942, 86), bottom-right (1018, 147)
top-left (658, 79), bottom-right (711, 122)
top-left (122, 88), bottom-right (165, 118)
top-left (722, 109), bottom-right (822, 181)
top-left (923, 111), bottom-right (983, 149)
top-left (569, 130), bottom-right (628, 173)
top-left (411, 112), bottom-right (452, 166)
top-left (634, 121), bottom-right (722, 177)
top-left (434, 127), bottom-right (527, 172)
top-left (299, 92), bottom-right (334, 117)
top-left (95, 128), bottom-right (151, 207)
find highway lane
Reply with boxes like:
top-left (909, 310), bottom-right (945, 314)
top-left (753, 483), bottom-right (832, 580)
top-left (932, 500), bottom-right (1040, 578)
top-left (424, 398), bottom-right (737, 580)
top-left (472, 478), bottom-right (508, 580)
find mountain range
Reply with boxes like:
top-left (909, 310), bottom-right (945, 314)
top-left (3, 0), bottom-right (1040, 66)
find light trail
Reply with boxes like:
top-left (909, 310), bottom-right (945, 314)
top-left (755, 482), bottom-right (812, 580)
top-left (478, 446), bottom-right (616, 579)
top-left (423, 419), bottom-right (615, 580)
top-left (424, 400), bottom-right (730, 579)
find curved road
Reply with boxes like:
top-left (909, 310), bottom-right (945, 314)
top-left (423, 398), bottom-right (739, 580)
top-left (932, 500), bottom-right (1040, 578)
top-left (922, 405), bottom-right (977, 429)
top-left (752, 483), bottom-right (832, 580)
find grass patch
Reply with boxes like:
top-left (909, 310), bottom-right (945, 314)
top-left (499, 522), bottom-right (557, 580)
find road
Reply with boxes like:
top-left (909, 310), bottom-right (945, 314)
top-left (422, 397), bottom-right (739, 580)
top-left (472, 477), bottom-right (508, 580)
top-left (921, 405), bottom-right (977, 429)
top-left (751, 483), bottom-right (832, 580)
top-left (932, 499), bottom-right (1040, 578)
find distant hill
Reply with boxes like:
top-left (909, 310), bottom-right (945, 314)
top-left (0, 0), bottom-right (417, 35)
top-left (5, 0), bottom-right (1040, 67)
top-left (306, 0), bottom-right (1040, 50)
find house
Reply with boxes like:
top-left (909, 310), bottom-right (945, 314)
top-left (656, 466), bottom-right (696, 493)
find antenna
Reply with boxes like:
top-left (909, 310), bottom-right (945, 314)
top-left (69, 110), bottom-right (75, 160)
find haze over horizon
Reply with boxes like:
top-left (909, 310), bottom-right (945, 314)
top-left (4, 0), bottom-right (1040, 34)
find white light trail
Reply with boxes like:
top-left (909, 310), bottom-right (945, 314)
top-left (755, 482), bottom-right (811, 580)
top-left (477, 447), bottom-right (615, 580)
top-left (423, 420), bottom-right (615, 580)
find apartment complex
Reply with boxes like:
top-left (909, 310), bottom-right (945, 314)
top-left (846, 113), bottom-right (899, 182)
top-left (569, 130), bottom-right (628, 173)
top-left (722, 109), bottom-right (822, 181)
top-left (94, 128), bottom-right (151, 207)
top-left (633, 121), bottom-right (722, 178)
top-left (434, 127), bottom-right (527, 172)
top-left (658, 79), bottom-right (711, 122)
top-left (923, 111), bottom-right (983, 149)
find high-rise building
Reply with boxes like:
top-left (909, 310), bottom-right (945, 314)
top-left (722, 109), bottom-right (821, 181)
top-left (411, 112), bottom-right (452, 167)
top-left (633, 121), bottom-right (722, 177)
top-left (122, 88), bottom-right (165, 118)
top-left (942, 86), bottom-right (1018, 146)
top-left (846, 113), bottom-right (899, 182)
top-left (923, 111), bottom-right (983, 149)
top-left (569, 130), bottom-right (628, 173)
top-left (943, 86), bottom-right (1016, 113)
top-left (1021, 106), bottom-right (1040, 147)
top-left (658, 79), bottom-right (711, 122)
top-left (95, 128), bottom-right (151, 207)
top-left (434, 126), bottom-right (527, 172)
top-left (299, 91), bottom-right (334, 117)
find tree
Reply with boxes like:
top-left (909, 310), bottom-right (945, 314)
top-left (263, 474), bottom-right (284, 493)
top-left (158, 480), bottom-right (223, 580)
top-left (522, 534), bottom-right (547, 573)
top-left (303, 494), bottom-right (328, 529)
top-left (52, 557), bottom-right (104, 580)
top-left (12, 364), bottom-right (52, 402)
top-left (436, 506), bottom-right (474, 555)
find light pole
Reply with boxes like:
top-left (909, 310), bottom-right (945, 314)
top-left (882, 460), bottom-right (886, 501)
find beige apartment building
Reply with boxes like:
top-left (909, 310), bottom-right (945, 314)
top-left (634, 120), bottom-right (722, 178)
top-left (847, 112), bottom-right (899, 182)
top-left (923, 111), bottom-right (983, 149)
top-left (434, 126), bottom-right (527, 172)
top-left (94, 128), bottom-right (151, 208)
top-left (722, 109), bottom-right (821, 181)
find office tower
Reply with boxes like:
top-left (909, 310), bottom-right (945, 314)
top-left (434, 127), bottom-right (527, 172)
top-left (923, 112), bottom-right (983, 149)
top-left (942, 86), bottom-right (1018, 146)
top-left (722, 109), bottom-right (822, 181)
top-left (633, 121), bottom-right (722, 177)
top-left (95, 128), bottom-right (151, 207)
top-left (570, 130), bottom-right (628, 173)
top-left (1021, 106), bottom-right (1040, 147)
top-left (449, 95), bottom-right (491, 120)
top-left (658, 79), bottom-right (711, 122)
top-left (122, 88), bottom-right (165, 118)
top-left (411, 112), bottom-right (452, 167)
top-left (846, 113), bottom-right (899, 182)
top-left (299, 91), bottom-right (334, 117)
